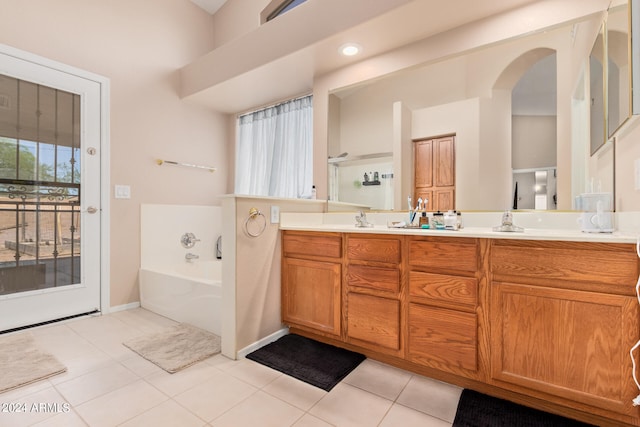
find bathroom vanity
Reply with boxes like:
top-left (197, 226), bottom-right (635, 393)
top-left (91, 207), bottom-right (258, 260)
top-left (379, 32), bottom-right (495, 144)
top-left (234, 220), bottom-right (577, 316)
top-left (281, 220), bottom-right (640, 426)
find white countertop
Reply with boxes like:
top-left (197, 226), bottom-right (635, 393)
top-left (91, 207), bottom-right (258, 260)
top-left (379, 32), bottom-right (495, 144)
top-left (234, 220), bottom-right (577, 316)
top-left (280, 212), bottom-right (640, 244)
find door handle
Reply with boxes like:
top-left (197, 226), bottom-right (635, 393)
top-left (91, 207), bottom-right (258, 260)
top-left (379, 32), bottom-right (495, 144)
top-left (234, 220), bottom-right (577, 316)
top-left (86, 206), bottom-right (99, 214)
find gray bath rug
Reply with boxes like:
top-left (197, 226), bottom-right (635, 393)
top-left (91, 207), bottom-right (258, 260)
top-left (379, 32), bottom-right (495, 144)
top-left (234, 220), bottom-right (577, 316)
top-left (123, 323), bottom-right (221, 373)
top-left (0, 333), bottom-right (67, 394)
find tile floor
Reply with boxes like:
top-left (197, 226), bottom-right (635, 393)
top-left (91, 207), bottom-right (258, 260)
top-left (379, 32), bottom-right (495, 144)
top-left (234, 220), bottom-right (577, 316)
top-left (0, 308), bottom-right (462, 427)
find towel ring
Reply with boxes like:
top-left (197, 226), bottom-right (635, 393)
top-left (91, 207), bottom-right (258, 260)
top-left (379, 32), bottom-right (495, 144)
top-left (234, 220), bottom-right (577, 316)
top-left (244, 207), bottom-right (266, 237)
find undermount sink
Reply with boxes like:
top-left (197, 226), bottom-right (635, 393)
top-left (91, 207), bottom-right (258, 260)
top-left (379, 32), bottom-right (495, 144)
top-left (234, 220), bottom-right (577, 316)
top-left (492, 224), bottom-right (524, 232)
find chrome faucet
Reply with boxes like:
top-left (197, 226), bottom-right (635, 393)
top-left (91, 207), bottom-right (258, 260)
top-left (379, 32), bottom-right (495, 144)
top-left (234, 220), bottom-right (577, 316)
top-left (355, 210), bottom-right (373, 228)
top-left (492, 210), bottom-right (524, 232)
top-left (185, 252), bottom-right (199, 262)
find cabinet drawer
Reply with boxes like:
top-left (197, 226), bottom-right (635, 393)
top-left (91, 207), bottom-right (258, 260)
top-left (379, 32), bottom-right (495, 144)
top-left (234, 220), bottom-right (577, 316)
top-left (283, 232), bottom-right (341, 259)
top-left (347, 236), bottom-right (401, 264)
top-left (491, 240), bottom-right (639, 291)
top-left (347, 293), bottom-right (400, 351)
top-left (409, 237), bottom-right (477, 273)
top-left (410, 271), bottom-right (477, 309)
top-left (347, 264), bottom-right (400, 293)
top-left (408, 303), bottom-right (477, 372)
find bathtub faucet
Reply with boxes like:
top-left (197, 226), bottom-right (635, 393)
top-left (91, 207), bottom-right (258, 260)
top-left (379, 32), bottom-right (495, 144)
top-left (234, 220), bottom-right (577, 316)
top-left (185, 252), bottom-right (199, 262)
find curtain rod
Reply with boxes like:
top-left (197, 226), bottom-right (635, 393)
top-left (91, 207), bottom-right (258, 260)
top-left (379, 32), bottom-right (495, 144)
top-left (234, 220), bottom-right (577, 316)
top-left (238, 93), bottom-right (312, 117)
top-left (155, 159), bottom-right (216, 173)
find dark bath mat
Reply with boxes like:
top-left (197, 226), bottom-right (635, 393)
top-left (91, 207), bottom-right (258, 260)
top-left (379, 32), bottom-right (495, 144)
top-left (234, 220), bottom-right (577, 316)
top-left (246, 334), bottom-right (365, 391)
top-left (453, 389), bottom-right (596, 427)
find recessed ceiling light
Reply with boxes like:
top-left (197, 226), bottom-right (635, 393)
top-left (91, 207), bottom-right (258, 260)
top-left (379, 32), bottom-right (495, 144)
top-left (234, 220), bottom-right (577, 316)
top-left (340, 43), bottom-right (361, 56)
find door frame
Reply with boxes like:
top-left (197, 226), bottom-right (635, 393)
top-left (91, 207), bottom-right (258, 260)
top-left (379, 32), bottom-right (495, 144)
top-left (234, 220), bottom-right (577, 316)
top-left (0, 43), bottom-right (111, 315)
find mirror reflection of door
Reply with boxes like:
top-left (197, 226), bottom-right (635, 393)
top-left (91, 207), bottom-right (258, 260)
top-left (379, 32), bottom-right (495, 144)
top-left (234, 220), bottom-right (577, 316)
top-left (413, 135), bottom-right (455, 212)
top-left (511, 52), bottom-right (558, 210)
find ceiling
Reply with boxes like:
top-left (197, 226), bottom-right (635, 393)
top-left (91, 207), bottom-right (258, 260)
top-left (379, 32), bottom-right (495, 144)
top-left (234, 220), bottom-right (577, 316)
top-left (181, 0), bottom-right (553, 113)
top-left (189, 0), bottom-right (227, 15)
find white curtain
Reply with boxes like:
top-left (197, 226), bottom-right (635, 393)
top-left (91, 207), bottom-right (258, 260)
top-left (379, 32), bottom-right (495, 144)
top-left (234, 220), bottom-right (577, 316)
top-left (235, 95), bottom-right (313, 198)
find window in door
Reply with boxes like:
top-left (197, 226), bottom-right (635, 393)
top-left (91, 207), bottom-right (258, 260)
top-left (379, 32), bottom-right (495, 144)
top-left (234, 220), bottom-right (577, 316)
top-left (0, 75), bottom-right (81, 296)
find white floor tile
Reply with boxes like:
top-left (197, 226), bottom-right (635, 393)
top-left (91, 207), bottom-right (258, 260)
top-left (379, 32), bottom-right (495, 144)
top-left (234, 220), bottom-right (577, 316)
top-left (30, 409), bottom-right (89, 427)
top-left (225, 358), bottom-right (282, 388)
top-left (210, 390), bottom-right (303, 427)
top-left (54, 361), bottom-right (138, 406)
top-left (342, 358), bottom-right (412, 400)
top-left (173, 371), bottom-right (257, 422)
top-left (396, 375), bottom-right (462, 423)
top-left (380, 403), bottom-right (453, 427)
top-left (74, 379), bottom-right (168, 427)
top-left (120, 353), bottom-right (165, 378)
top-left (309, 383), bottom-right (393, 427)
top-left (119, 399), bottom-right (206, 427)
top-left (292, 413), bottom-right (335, 427)
top-left (145, 359), bottom-right (223, 397)
top-left (0, 308), bottom-right (468, 427)
top-left (109, 308), bottom-right (178, 334)
top-left (262, 374), bottom-right (327, 411)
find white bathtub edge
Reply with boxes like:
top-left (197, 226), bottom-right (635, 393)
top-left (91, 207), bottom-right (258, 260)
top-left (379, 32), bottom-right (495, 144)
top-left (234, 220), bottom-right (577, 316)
top-left (236, 327), bottom-right (290, 360)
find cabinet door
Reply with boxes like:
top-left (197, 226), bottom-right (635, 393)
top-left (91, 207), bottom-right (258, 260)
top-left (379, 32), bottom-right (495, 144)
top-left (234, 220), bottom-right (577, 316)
top-left (282, 257), bottom-right (341, 336)
top-left (491, 282), bottom-right (640, 416)
top-left (434, 188), bottom-right (454, 212)
top-left (434, 136), bottom-right (455, 187)
top-left (414, 139), bottom-right (433, 188)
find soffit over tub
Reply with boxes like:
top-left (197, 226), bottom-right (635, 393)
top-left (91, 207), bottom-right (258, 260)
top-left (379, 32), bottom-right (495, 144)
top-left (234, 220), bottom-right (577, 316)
top-left (179, 0), bottom-right (542, 113)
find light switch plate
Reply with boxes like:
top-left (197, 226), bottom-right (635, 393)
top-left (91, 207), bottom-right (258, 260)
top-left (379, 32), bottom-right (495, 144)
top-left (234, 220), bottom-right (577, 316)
top-left (114, 185), bottom-right (131, 199)
top-left (270, 205), bottom-right (280, 223)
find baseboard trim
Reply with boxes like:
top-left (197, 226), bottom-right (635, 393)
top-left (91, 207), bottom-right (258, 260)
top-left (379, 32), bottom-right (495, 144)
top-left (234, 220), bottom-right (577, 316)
top-left (237, 327), bottom-right (289, 359)
top-left (108, 302), bottom-right (141, 313)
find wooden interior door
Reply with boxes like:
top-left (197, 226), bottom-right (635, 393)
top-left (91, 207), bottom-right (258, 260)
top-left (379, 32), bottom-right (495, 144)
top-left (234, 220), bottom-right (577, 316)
top-left (414, 135), bottom-right (455, 211)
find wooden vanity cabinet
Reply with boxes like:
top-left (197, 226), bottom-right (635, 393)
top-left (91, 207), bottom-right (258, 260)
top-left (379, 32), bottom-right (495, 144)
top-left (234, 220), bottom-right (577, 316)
top-left (281, 231), bottom-right (342, 337)
top-left (281, 229), bottom-right (640, 425)
top-left (406, 236), bottom-right (486, 380)
top-left (344, 234), bottom-right (404, 357)
top-left (490, 239), bottom-right (640, 421)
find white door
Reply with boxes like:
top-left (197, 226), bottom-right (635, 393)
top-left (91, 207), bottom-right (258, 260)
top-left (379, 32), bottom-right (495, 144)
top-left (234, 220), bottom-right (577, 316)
top-left (0, 47), bottom-right (104, 331)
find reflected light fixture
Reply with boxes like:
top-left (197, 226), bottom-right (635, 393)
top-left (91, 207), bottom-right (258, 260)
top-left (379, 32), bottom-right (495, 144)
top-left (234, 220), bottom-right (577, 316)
top-left (340, 43), bottom-right (361, 56)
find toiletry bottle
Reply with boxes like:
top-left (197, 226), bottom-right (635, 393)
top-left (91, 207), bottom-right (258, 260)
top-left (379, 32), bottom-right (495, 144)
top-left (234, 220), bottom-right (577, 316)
top-left (431, 211), bottom-right (444, 229)
top-left (444, 210), bottom-right (457, 230)
top-left (419, 211), bottom-right (428, 227)
top-left (311, 185), bottom-right (317, 199)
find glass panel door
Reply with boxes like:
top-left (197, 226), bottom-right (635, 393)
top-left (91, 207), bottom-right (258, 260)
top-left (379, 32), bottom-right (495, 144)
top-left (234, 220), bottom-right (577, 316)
top-left (0, 48), bottom-right (102, 331)
top-left (0, 77), bottom-right (81, 295)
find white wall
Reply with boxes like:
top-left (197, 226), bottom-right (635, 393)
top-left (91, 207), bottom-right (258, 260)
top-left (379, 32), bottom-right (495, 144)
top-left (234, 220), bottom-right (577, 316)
top-left (512, 116), bottom-right (557, 170)
top-left (140, 204), bottom-right (222, 269)
top-left (412, 99), bottom-right (486, 211)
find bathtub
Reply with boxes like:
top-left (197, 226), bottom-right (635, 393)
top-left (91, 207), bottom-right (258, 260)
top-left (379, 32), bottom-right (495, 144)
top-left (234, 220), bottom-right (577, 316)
top-left (139, 260), bottom-right (221, 335)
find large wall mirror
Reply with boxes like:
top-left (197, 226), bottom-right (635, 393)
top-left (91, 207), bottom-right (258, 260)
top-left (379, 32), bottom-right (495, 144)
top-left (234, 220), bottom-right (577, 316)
top-left (326, 10), bottom-right (621, 212)
top-left (607, 3), bottom-right (631, 137)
